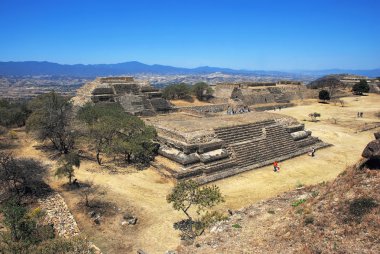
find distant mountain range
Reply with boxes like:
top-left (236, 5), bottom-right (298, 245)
top-left (0, 61), bottom-right (379, 78)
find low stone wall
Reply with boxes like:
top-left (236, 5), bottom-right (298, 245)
top-left (177, 104), bottom-right (228, 113)
top-left (38, 192), bottom-right (80, 238)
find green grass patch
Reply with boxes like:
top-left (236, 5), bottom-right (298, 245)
top-left (291, 199), bottom-right (306, 207)
top-left (232, 223), bottom-right (242, 229)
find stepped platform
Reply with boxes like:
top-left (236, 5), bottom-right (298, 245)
top-left (148, 111), bottom-right (331, 184)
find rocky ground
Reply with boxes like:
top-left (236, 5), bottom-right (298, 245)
top-left (38, 193), bottom-right (80, 238)
top-left (179, 158), bottom-right (380, 253)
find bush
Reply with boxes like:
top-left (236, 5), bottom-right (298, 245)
top-left (291, 199), bottom-right (306, 207)
top-left (0, 126), bottom-right (7, 135)
top-left (191, 82), bottom-right (213, 101)
top-left (0, 153), bottom-right (48, 197)
top-left (9, 130), bottom-right (18, 139)
top-left (319, 89), bottom-right (330, 101)
top-left (308, 112), bottom-right (321, 122)
top-left (26, 92), bottom-right (74, 154)
top-left (352, 80), bottom-right (370, 95)
top-left (349, 197), bottom-right (377, 217)
top-left (0, 99), bottom-right (31, 127)
top-left (304, 216), bottom-right (314, 225)
top-left (167, 180), bottom-right (225, 239)
top-left (162, 83), bottom-right (192, 100)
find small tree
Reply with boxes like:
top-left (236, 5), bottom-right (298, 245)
top-left (26, 92), bottom-right (74, 154)
top-left (352, 80), bottom-right (370, 95)
top-left (167, 180), bottom-right (225, 240)
top-left (77, 103), bottom-right (157, 166)
top-left (308, 112), bottom-right (321, 122)
top-left (162, 83), bottom-right (192, 100)
top-left (78, 180), bottom-right (107, 207)
top-left (318, 89), bottom-right (330, 102)
top-left (0, 153), bottom-right (47, 198)
top-left (55, 152), bottom-right (80, 184)
top-left (191, 82), bottom-right (213, 101)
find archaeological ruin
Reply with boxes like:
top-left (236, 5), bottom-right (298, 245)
top-left (72, 76), bottom-right (172, 115)
top-left (74, 77), bottom-right (330, 183)
top-left (211, 81), bottom-right (318, 110)
top-left (148, 111), bottom-right (330, 183)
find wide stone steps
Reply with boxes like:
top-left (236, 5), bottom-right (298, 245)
top-left (215, 121), bottom-right (275, 145)
top-left (229, 124), bottom-right (298, 167)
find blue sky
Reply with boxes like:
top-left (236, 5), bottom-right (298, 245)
top-left (0, 0), bottom-right (379, 70)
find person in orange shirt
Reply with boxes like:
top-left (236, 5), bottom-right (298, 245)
top-left (273, 161), bottom-right (279, 172)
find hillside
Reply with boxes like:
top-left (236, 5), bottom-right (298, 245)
top-left (179, 154), bottom-right (379, 253)
top-left (1, 61), bottom-right (380, 77)
top-left (308, 75), bottom-right (347, 89)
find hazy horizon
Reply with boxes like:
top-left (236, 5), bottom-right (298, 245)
top-left (1, 0), bottom-right (379, 70)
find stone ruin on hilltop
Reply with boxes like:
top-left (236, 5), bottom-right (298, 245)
top-left (72, 76), bottom-right (172, 116)
top-left (73, 77), bottom-right (330, 183)
top-left (211, 81), bottom-right (318, 107)
top-left (148, 111), bottom-right (330, 184)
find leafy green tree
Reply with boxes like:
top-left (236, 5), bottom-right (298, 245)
top-left (26, 92), bottom-right (74, 154)
top-left (167, 180), bottom-right (225, 239)
top-left (55, 152), bottom-right (80, 184)
top-left (352, 79), bottom-right (370, 95)
top-left (162, 83), bottom-right (192, 100)
top-left (0, 153), bottom-right (47, 198)
top-left (191, 82), bottom-right (213, 101)
top-left (0, 99), bottom-right (31, 127)
top-left (318, 89), bottom-right (330, 102)
top-left (77, 103), bottom-right (157, 166)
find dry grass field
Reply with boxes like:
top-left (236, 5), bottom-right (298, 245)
top-left (7, 94), bottom-right (380, 253)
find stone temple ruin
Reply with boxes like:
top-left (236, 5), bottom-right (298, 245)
top-left (212, 81), bottom-right (318, 110)
top-left (148, 111), bottom-right (329, 184)
top-left (73, 77), bottom-right (172, 116)
top-left (74, 77), bottom-right (330, 183)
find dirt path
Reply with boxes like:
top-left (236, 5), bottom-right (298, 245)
top-left (10, 94), bottom-right (380, 253)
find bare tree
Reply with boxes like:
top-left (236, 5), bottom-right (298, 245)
top-left (78, 180), bottom-right (107, 207)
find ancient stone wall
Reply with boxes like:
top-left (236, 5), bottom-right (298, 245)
top-left (154, 118), bottom-right (330, 183)
top-left (99, 77), bottom-right (134, 83)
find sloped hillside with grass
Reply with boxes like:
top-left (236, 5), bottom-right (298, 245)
top-left (179, 158), bottom-right (379, 253)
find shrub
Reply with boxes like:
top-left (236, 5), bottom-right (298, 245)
top-left (232, 223), bottom-right (242, 228)
top-left (162, 83), bottom-right (192, 100)
top-left (352, 80), bottom-right (370, 95)
top-left (318, 89), bottom-right (330, 101)
top-left (167, 180), bottom-right (224, 239)
top-left (304, 216), bottom-right (314, 225)
top-left (308, 112), bottom-right (321, 122)
top-left (191, 82), bottom-right (213, 101)
top-left (291, 199), bottom-right (306, 207)
top-left (9, 130), bottom-right (18, 139)
top-left (349, 197), bottom-right (377, 217)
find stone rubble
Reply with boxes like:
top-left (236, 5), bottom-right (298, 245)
top-left (38, 192), bottom-right (80, 238)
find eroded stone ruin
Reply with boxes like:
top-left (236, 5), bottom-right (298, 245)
top-left (72, 76), bottom-right (172, 115)
top-left (212, 82), bottom-right (318, 109)
top-left (148, 110), bottom-right (330, 183)
top-left (74, 77), bottom-right (330, 183)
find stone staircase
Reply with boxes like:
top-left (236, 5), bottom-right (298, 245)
top-left (214, 120), bottom-right (275, 145)
top-left (118, 95), bottom-right (145, 114)
top-left (229, 125), bottom-right (298, 167)
top-left (274, 93), bottom-right (291, 103)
